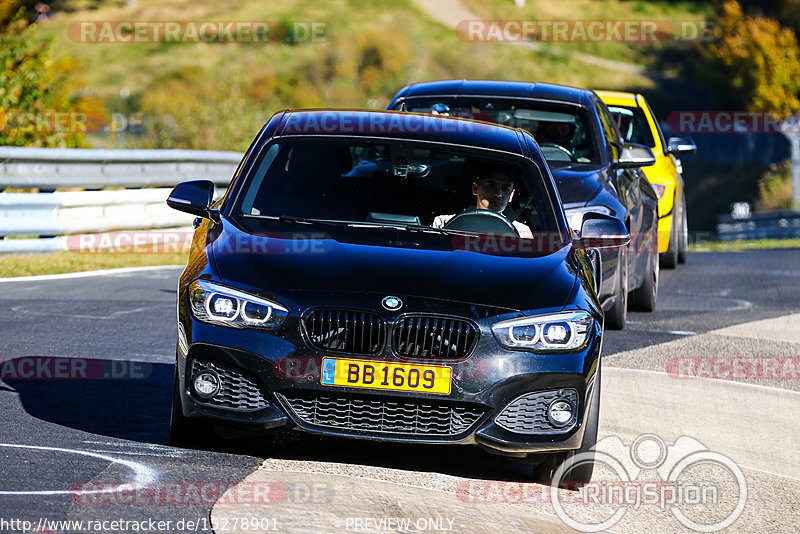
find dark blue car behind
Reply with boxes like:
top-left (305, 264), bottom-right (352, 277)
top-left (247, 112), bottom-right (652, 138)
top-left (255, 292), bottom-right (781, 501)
top-left (387, 80), bottom-right (660, 329)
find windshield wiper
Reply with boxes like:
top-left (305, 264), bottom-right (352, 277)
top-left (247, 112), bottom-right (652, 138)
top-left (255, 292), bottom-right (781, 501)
top-left (403, 225), bottom-right (455, 236)
top-left (246, 215), bottom-right (456, 234)
top-left (245, 214), bottom-right (350, 227)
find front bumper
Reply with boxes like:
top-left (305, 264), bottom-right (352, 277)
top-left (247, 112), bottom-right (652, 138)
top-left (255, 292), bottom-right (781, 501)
top-left (175, 305), bottom-right (602, 456)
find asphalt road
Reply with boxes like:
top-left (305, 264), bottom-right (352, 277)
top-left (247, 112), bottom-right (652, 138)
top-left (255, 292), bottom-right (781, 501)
top-left (0, 249), bottom-right (798, 533)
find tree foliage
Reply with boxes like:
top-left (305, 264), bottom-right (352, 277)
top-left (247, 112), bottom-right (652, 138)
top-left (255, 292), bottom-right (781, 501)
top-left (0, 1), bottom-right (96, 147)
top-left (699, 0), bottom-right (800, 113)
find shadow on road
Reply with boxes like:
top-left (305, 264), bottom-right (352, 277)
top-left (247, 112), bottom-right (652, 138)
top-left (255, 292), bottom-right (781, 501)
top-left (3, 355), bottom-right (540, 482)
top-left (3, 356), bottom-right (173, 444)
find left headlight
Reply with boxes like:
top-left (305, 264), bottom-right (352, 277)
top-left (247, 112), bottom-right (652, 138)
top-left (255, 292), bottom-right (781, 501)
top-left (189, 279), bottom-right (288, 330)
top-left (564, 206), bottom-right (613, 234)
top-left (491, 310), bottom-right (594, 352)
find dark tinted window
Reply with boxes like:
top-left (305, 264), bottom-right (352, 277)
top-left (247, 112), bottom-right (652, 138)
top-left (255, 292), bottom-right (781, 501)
top-left (396, 98), bottom-right (601, 165)
top-left (234, 139), bottom-right (556, 236)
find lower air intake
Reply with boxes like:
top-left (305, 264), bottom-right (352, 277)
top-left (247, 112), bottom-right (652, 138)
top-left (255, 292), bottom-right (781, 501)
top-left (278, 390), bottom-right (485, 437)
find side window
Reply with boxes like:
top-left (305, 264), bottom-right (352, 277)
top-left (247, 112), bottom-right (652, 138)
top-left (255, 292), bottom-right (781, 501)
top-left (595, 99), bottom-right (621, 161)
top-left (641, 98), bottom-right (667, 153)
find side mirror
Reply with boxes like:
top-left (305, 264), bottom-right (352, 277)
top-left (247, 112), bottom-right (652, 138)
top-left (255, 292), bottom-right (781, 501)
top-left (574, 213), bottom-right (630, 249)
top-left (667, 135), bottom-right (697, 155)
top-left (614, 142), bottom-right (656, 168)
top-left (166, 180), bottom-right (219, 221)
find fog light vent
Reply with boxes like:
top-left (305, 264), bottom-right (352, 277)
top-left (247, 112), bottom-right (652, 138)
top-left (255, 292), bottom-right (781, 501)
top-left (190, 359), bottom-right (269, 411)
top-left (495, 389), bottom-right (579, 434)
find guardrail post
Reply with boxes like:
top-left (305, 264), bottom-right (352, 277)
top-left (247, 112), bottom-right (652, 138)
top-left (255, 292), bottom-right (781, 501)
top-left (790, 133), bottom-right (800, 211)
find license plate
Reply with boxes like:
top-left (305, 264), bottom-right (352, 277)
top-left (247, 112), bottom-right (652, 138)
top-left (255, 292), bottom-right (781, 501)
top-left (320, 357), bottom-right (451, 395)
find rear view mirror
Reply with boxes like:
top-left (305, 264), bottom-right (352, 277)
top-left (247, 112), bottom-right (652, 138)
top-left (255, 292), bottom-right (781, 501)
top-left (614, 142), bottom-right (656, 168)
top-left (166, 180), bottom-right (219, 221)
top-left (574, 213), bottom-right (630, 249)
top-left (667, 135), bottom-right (697, 154)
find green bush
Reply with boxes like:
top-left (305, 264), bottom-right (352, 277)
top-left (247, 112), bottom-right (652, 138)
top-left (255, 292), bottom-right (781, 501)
top-left (755, 159), bottom-right (794, 211)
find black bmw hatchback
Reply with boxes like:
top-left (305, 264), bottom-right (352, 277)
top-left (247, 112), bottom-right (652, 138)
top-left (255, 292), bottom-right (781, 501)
top-left (166, 109), bottom-right (628, 482)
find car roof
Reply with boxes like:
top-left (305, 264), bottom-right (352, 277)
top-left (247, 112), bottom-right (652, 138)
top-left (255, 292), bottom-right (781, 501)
top-left (594, 90), bottom-right (641, 107)
top-left (273, 109), bottom-right (528, 155)
top-left (391, 79), bottom-right (594, 107)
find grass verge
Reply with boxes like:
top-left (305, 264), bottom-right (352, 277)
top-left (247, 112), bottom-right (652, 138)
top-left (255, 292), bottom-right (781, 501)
top-left (0, 249), bottom-right (187, 278)
top-left (689, 239), bottom-right (800, 253)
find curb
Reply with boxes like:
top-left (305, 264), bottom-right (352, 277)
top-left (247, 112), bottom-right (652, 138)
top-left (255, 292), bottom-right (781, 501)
top-left (602, 367), bottom-right (800, 479)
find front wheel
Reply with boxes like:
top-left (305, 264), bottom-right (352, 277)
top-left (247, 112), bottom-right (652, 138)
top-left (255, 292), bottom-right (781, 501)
top-left (170, 364), bottom-right (209, 446)
top-left (677, 196), bottom-right (688, 264)
top-left (605, 248), bottom-right (627, 330)
top-left (629, 231), bottom-right (658, 312)
top-left (530, 365), bottom-right (601, 486)
top-left (660, 198), bottom-right (679, 269)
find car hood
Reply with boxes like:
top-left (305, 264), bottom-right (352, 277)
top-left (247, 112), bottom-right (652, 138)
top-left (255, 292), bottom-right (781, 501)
top-left (549, 164), bottom-right (605, 206)
top-left (210, 221), bottom-right (578, 313)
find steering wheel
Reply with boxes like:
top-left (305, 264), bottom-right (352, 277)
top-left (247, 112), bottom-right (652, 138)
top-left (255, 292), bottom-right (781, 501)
top-left (539, 143), bottom-right (577, 162)
top-left (443, 208), bottom-right (519, 235)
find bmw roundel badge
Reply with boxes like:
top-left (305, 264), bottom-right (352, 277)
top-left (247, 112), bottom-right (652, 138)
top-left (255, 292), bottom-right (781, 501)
top-left (382, 296), bottom-right (403, 311)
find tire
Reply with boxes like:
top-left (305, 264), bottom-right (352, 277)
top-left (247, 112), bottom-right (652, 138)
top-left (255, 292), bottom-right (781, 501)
top-left (660, 199), bottom-right (679, 269)
top-left (169, 364), bottom-right (208, 447)
top-left (531, 365), bottom-right (601, 487)
top-left (532, 451), bottom-right (567, 483)
top-left (677, 196), bottom-right (688, 264)
top-left (604, 248), bottom-right (627, 330)
top-left (628, 232), bottom-right (658, 312)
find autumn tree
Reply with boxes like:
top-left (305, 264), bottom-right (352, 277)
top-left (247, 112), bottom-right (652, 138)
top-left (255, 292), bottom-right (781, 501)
top-left (0, 0), bottom-right (96, 147)
top-left (699, 0), bottom-right (800, 113)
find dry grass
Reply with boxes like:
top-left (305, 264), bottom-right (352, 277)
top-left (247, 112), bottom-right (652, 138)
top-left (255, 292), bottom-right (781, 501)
top-left (689, 238), bottom-right (800, 253)
top-left (0, 247), bottom-right (188, 277)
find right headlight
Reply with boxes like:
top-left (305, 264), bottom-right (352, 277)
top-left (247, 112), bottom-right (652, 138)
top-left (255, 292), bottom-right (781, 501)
top-left (189, 279), bottom-right (288, 330)
top-left (491, 310), bottom-right (594, 352)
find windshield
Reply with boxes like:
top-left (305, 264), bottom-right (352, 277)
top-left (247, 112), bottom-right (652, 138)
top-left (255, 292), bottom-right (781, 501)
top-left (232, 138), bottom-right (557, 240)
top-left (396, 98), bottom-right (601, 165)
top-left (606, 105), bottom-right (656, 148)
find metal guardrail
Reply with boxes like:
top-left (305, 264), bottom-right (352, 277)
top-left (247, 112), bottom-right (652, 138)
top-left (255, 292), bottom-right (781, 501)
top-left (0, 147), bottom-right (242, 253)
top-left (0, 147), bottom-right (242, 189)
top-left (717, 210), bottom-right (800, 241)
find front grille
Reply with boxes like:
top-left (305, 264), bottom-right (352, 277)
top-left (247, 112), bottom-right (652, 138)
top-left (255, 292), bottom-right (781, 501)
top-left (302, 309), bottom-right (385, 354)
top-left (494, 389), bottom-right (579, 434)
top-left (278, 390), bottom-right (485, 436)
top-left (190, 359), bottom-right (269, 411)
top-left (393, 316), bottom-right (478, 359)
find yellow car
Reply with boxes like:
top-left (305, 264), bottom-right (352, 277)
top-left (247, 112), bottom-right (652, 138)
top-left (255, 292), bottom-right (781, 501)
top-left (595, 91), bottom-right (696, 268)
